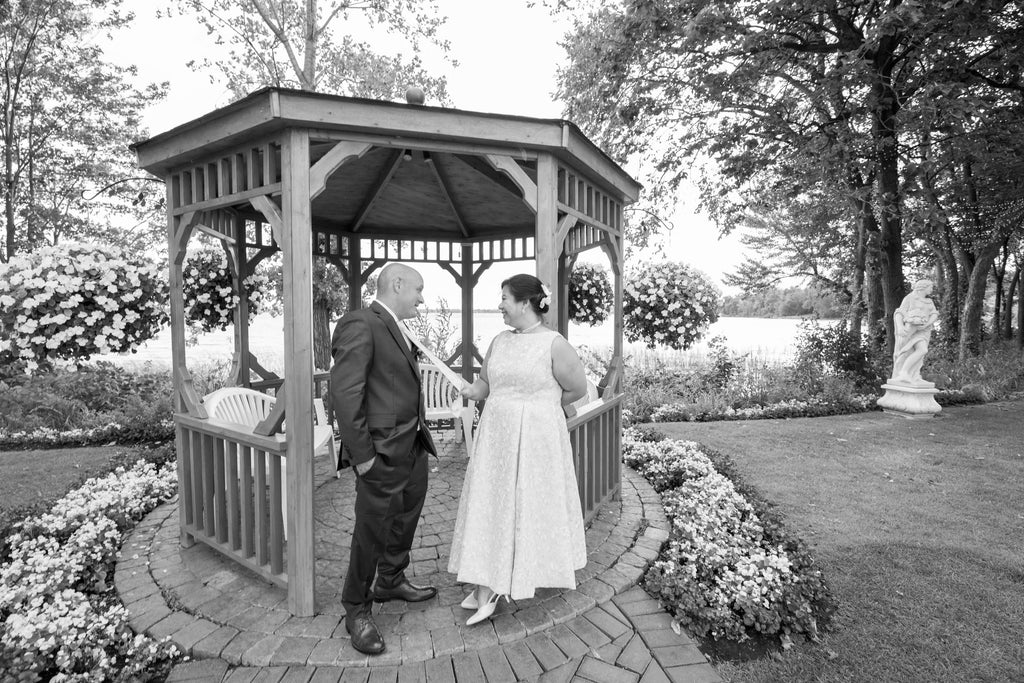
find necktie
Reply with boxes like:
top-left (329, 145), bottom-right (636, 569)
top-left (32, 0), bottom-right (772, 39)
top-left (400, 323), bottom-right (465, 389)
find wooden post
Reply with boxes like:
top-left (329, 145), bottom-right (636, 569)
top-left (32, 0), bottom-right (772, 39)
top-left (231, 213), bottom-right (251, 387)
top-left (604, 234), bottom-right (625, 394)
top-left (535, 153), bottom-right (560, 328)
top-left (461, 246), bottom-right (474, 383)
top-left (347, 236), bottom-right (362, 311)
top-left (167, 184), bottom-right (195, 549)
top-left (281, 128), bottom-right (316, 616)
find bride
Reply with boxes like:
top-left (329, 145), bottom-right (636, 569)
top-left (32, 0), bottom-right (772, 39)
top-left (448, 274), bottom-right (589, 625)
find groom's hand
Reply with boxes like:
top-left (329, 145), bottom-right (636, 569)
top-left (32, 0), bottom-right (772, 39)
top-left (355, 456), bottom-right (376, 475)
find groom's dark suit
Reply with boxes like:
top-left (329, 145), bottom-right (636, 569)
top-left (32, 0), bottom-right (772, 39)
top-left (330, 301), bottom-right (437, 621)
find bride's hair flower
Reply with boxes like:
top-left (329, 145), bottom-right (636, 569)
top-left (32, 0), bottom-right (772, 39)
top-left (539, 282), bottom-right (551, 309)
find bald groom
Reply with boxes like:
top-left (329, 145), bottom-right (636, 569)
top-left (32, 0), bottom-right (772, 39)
top-left (330, 263), bottom-right (438, 655)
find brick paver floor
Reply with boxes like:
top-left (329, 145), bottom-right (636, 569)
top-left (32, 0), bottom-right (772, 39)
top-left (116, 431), bottom-right (721, 683)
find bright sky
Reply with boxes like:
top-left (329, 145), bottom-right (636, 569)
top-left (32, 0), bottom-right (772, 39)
top-left (105, 0), bottom-right (747, 303)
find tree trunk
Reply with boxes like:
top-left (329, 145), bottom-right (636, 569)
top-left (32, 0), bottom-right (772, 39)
top-left (3, 115), bottom-right (14, 263)
top-left (870, 56), bottom-right (906, 361)
top-left (959, 244), bottom-right (999, 359)
top-left (313, 302), bottom-right (331, 371)
top-left (865, 229), bottom-right (886, 351)
top-left (992, 246), bottom-right (1008, 338)
top-left (1018, 266), bottom-right (1024, 352)
top-left (1004, 265), bottom-right (1020, 340)
top-left (933, 226), bottom-right (960, 347)
top-left (846, 188), bottom-right (874, 341)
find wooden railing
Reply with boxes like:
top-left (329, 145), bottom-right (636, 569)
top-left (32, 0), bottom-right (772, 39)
top-left (175, 413), bottom-right (288, 588)
top-left (176, 375), bottom-right (620, 588)
top-left (567, 395), bottom-right (622, 525)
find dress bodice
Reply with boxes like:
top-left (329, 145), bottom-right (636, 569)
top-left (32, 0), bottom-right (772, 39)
top-left (487, 329), bottom-right (562, 404)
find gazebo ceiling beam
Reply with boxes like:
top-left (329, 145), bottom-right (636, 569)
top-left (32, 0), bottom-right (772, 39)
top-left (350, 148), bottom-right (404, 233)
top-left (426, 155), bottom-right (470, 237)
top-left (484, 154), bottom-right (539, 213)
top-left (309, 141), bottom-right (373, 200)
top-left (454, 154), bottom-right (528, 204)
top-left (308, 129), bottom-right (540, 161)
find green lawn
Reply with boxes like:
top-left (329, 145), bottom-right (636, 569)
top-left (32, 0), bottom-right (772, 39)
top-left (0, 446), bottom-right (150, 531)
top-left (651, 400), bottom-right (1024, 683)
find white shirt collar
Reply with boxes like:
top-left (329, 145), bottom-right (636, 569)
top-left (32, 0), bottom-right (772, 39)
top-left (374, 299), bottom-right (402, 327)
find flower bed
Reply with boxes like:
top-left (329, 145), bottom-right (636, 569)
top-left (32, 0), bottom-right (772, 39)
top-left (0, 420), bottom-right (175, 451)
top-left (623, 428), bottom-right (836, 644)
top-left (0, 460), bottom-right (180, 679)
top-left (650, 394), bottom-right (878, 422)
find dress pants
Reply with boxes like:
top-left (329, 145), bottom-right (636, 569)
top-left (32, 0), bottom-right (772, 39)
top-left (342, 441), bottom-right (428, 619)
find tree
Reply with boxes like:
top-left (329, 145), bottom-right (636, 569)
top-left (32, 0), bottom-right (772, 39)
top-left (167, 0), bottom-right (452, 367)
top-left (167, 0), bottom-right (451, 100)
top-left (556, 0), bottom-right (1024, 361)
top-left (1, 0), bottom-right (166, 263)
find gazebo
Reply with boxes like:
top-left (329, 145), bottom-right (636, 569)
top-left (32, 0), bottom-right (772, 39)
top-left (132, 87), bottom-right (641, 616)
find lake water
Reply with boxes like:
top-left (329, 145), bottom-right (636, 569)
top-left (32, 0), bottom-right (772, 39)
top-left (96, 311), bottom-right (833, 373)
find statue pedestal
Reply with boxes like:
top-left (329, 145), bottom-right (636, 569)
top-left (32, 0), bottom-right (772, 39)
top-left (876, 381), bottom-right (941, 418)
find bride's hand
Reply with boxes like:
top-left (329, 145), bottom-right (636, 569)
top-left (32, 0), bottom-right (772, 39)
top-left (460, 379), bottom-right (487, 401)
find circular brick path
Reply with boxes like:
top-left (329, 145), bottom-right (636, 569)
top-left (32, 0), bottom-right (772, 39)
top-left (116, 432), bottom-right (722, 682)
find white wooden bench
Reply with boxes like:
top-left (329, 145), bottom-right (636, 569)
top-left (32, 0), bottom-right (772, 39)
top-left (202, 387), bottom-right (338, 540)
top-left (420, 363), bottom-right (475, 454)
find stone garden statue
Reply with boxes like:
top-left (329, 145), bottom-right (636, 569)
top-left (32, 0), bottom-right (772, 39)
top-left (890, 279), bottom-right (939, 386)
top-left (877, 278), bottom-right (941, 417)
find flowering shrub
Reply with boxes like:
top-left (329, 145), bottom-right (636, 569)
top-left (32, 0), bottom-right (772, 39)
top-left (0, 460), bottom-right (180, 679)
top-left (624, 261), bottom-right (720, 350)
top-left (0, 243), bottom-right (168, 373)
top-left (623, 429), bottom-right (835, 643)
top-left (568, 263), bottom-right (613, 326)
top-left (183, 245), bottom-right (269, 333)
top-left (0, 421), bottom-right (175, 450)
top-left (651, 394), bottom-right (878, 422)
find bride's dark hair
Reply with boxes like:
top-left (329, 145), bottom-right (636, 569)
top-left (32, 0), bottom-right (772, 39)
top-left (502, 274), bottom-right (550, 314)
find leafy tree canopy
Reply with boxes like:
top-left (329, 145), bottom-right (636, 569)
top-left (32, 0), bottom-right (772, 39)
top-left (1, 0), bottom-right (167, 262)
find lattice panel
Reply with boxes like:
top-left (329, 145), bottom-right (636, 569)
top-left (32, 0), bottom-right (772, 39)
top-left (172, 141), bottom-right (282, 212)
top-left (564, 224), bottom-right (607, 256)
top-left (557, 165), bottom-right (623, 234)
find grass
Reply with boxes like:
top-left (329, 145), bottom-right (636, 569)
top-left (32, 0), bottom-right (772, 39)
top-left (649, 399), bottom-right (1024, 683)
top-left (0, 446), bottom-right (161, 534)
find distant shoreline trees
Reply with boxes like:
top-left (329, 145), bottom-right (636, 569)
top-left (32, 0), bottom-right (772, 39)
top-left (720, 287), bottom-right (843, 320)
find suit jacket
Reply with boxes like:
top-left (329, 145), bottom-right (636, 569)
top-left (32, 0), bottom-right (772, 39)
top-left (329, 301), bottom-right (436, 468)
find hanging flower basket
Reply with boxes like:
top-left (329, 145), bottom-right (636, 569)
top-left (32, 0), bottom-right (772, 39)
top-left (568, 262), bottom-right (614, 326)
top-left (624, 261), bottom-right (721, 350)
top-left (0, 242), bottom-right (167, 372)
top-left (183, 247), bottom-right (269, 333)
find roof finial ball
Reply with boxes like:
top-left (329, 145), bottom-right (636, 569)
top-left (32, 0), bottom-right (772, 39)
top-left (405, 86), bottom-right (426, 106)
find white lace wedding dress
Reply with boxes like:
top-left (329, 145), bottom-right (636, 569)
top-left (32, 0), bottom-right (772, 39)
top-left (448, 329), bottom-right (587, 599)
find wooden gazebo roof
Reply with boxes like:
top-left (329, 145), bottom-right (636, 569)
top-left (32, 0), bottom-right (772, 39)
top-left (134, 87), bottom-right (640, 241)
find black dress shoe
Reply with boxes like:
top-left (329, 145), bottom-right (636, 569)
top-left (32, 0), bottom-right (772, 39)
top-left (372, 579), bottom-right (438, 603)
top-left (346, 614), bottom-right (385, 655)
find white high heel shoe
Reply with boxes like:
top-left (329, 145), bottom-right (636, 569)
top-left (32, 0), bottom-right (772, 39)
top-left (466, 588), bottom-right (506, 626)
top-left (460, 589), bottom-right (479, 610)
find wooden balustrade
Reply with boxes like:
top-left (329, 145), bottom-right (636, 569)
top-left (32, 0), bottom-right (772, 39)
top-left (175, 413), bottom-right (288, 587)
top-left (175, 375), bottom-right (620, 590)
top-left (567, 395), bottom-right (623, 525)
